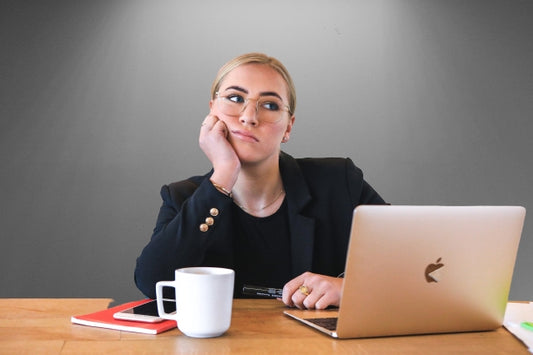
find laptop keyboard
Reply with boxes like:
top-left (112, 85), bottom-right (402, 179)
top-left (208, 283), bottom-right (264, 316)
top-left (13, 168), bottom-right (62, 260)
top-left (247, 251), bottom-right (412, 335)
top-left (306, 317), bottom-right (338, 331)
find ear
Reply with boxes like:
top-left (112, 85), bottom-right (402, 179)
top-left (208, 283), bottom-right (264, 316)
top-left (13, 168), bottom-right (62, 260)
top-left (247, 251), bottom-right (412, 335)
top-left (282, 115), bottom-right (295, 142)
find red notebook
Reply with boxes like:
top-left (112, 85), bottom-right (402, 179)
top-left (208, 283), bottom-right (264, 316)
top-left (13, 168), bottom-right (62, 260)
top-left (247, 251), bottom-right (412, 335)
top-left (71, 299), bottom-right (177, 334)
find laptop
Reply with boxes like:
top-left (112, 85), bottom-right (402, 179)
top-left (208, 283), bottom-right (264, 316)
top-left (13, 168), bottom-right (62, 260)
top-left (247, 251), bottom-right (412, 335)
top-left (284, 205), bottom-right (526, 338)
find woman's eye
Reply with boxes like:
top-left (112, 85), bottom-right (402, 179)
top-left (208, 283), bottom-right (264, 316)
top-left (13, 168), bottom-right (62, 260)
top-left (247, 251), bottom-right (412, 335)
top-left (227, 94), bottom-right (244, 104)
top-left (261, 101), bottom-right (280, 111)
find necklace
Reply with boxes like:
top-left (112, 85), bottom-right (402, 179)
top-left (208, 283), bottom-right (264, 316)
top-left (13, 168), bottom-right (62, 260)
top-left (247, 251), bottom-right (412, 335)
top-left (233, 189), bottom-right (285, 214)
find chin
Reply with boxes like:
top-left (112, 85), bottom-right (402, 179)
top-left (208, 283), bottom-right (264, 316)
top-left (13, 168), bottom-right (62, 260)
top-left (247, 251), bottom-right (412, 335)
top-left (240, 151), bottom-right (280, 167)
top-left (231, 141), bottom-right (280, 164)
top-left (235, 151), bottom-right (260, 165)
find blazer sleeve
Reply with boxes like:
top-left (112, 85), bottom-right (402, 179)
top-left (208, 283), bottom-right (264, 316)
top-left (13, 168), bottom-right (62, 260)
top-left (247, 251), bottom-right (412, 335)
top-left (134, 177), bottom-right (235, 299)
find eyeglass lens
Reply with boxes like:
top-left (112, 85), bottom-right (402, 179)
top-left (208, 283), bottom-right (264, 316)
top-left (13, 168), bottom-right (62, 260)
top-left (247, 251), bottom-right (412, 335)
top-left (217, 94), bottom-right (287, 123)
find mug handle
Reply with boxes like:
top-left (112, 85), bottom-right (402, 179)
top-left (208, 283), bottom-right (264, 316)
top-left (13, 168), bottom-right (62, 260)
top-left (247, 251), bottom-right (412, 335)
top-left (155, 280), bottom-right (177, 320)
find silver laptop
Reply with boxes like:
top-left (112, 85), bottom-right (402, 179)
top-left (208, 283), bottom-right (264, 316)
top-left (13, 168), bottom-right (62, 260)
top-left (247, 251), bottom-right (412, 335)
top-left (284, 205), bottom-right (526, 338)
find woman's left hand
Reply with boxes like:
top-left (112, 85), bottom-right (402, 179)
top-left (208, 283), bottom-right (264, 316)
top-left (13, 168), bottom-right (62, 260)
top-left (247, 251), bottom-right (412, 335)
top-left (282, 272), bottom-right (343, 310)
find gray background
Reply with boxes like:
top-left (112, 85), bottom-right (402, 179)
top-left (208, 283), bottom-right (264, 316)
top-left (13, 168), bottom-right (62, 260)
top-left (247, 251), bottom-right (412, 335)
top-left (1, 0), bottom-right (531, 304)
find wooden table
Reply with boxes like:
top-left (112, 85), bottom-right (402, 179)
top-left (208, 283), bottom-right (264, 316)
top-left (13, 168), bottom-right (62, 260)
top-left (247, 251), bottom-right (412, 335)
top-left (0, 298), bottom-right (528, 354)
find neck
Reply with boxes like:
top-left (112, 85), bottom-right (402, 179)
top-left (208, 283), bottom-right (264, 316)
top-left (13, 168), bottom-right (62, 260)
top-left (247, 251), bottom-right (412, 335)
top-left (232, 161), bottom-right (284, 216)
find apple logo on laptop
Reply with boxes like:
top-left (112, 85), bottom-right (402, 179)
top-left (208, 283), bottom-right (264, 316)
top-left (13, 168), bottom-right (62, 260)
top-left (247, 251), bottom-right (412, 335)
top-left (425, 257), bottom-right (444, 283)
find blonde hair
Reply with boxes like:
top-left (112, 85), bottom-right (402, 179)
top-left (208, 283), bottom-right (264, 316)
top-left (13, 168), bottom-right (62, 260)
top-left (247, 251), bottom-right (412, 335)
top-left (210, 53), bottom-right (296, 114)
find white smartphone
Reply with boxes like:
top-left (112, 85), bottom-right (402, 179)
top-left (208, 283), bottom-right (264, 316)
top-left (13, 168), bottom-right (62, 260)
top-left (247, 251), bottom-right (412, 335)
top-left (113, 299), bottom-right (176, 323)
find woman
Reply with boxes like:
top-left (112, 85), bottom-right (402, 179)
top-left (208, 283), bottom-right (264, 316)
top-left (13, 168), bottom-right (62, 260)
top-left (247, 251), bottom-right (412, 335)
top-left (135, 53), bottom-right (386, 310)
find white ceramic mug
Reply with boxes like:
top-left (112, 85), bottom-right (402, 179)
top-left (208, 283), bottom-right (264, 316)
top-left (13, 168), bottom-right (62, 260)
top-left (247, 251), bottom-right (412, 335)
top-left (155, 267), bottom-right (235, 338)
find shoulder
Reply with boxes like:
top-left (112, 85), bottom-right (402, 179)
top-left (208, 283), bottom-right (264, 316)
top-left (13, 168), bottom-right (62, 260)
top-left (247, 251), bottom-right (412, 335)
top-left (296, 156), bottom-right (362, 176)
top-left (163, 173), bottom-right (210, 203)
top-left (280, 151), bottom-right (384, 206)
top-left (281, 152), bottom-right (362, 182)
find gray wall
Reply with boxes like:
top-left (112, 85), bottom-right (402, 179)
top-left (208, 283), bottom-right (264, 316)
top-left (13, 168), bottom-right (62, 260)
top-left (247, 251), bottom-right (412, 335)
top-left (1, 0), bottom-right (531, 304)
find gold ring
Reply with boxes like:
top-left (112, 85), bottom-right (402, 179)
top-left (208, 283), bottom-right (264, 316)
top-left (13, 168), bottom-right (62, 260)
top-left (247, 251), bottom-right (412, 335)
top-left (299, 285), bottom-right (310, 296)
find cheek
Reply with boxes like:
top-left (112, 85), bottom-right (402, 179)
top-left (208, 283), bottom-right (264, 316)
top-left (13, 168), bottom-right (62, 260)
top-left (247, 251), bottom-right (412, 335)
top-left (209, 102), bottom-right (220, 116)
top-left (276, 118), bottom-right (292, 135)
top-left (268, 126), bottom-right (288, 142)
top-left (210, 105), bottom-right (232, 124)
top-left (210, 100), bottom-right (226, 117)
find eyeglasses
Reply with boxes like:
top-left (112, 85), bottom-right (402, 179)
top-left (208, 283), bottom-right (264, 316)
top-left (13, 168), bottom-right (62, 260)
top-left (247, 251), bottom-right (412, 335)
top-left (215, 91), bottom-right (291, 124)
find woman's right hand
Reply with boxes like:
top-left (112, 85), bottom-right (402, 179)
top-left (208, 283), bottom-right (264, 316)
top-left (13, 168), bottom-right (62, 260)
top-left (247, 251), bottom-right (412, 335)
top-left (199, 113), bottom-right (240, 191)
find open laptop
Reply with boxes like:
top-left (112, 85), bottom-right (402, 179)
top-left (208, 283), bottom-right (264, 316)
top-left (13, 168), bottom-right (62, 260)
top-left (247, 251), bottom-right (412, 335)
top-left (284, 205), bottom-right (526, 338)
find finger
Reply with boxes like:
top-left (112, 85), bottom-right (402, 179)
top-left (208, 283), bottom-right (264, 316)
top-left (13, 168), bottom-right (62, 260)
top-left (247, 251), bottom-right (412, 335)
top-left (282, 285), bottom-right (296, 307)
top-left (282, 273), bottom-right (308, 306)
top-left (202, 115), bottom-right (228, 139)
top-left (314, 293), bottom-right (335, 310)
top-left (311, 277), bottom-right (343, 310)
top-left (201, 114), bottom-right (218, 130)
top-left (213, 118), bottom-right (229, 138)
top-left (291, 287), bottom-right (309, 309)
top-left (289, 283), bottom-right (314, 309)
top-left (302, 288), bottom-right (325, 310)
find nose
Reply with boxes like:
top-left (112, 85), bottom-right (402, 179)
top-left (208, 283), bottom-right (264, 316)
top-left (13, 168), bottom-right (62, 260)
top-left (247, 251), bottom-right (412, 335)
top-left (239, 99), bottom-right (259, 126)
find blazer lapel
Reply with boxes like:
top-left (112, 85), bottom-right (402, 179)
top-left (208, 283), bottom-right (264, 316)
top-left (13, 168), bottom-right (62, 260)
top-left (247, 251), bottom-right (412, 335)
top-left (279, 152), bottom-right (315, 277)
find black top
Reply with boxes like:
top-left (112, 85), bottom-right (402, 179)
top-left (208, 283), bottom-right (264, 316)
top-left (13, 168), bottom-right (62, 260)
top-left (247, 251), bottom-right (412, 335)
top-left (233, 199), bottom-right (291, 297)
top-left (135, 152), bottom-right (386, 299)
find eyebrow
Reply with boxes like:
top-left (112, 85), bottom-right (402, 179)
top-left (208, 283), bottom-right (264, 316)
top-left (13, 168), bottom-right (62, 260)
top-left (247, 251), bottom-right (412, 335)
top-left (224, 86), bottom-right (284, 101)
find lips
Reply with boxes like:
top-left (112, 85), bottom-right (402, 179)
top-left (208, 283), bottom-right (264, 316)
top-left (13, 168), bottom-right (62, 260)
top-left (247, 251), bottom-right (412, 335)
top-left (231, 130), bottom-right (259, 142)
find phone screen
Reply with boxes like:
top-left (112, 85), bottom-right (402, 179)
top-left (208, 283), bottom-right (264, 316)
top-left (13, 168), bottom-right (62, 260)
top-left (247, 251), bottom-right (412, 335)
top-left (122, 300), bottom-right (176, 316)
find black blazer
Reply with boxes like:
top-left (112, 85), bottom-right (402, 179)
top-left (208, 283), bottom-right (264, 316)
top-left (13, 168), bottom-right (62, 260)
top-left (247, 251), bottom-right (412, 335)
top-left (135, 152), bottom-right (386, 298)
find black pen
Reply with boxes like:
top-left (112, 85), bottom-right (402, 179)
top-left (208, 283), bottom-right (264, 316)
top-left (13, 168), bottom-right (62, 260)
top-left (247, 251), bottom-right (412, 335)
top-left (242, 285), bottom-right (283, 298)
